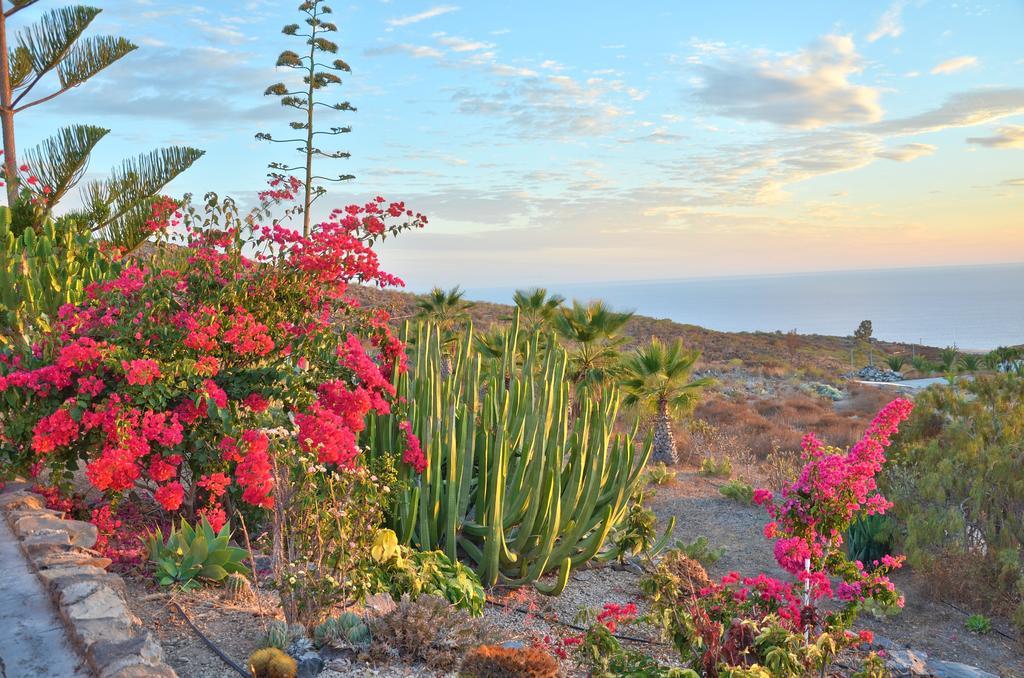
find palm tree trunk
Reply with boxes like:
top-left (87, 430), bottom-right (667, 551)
top-left (652, 398), bottom-right (678, 465)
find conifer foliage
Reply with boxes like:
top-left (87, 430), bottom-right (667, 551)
top-left (0, 1), bottom-right (203, 247)
top-left (257, 0), bottom-right (355, 236)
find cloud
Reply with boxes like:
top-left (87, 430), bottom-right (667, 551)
top-left (931, 55), bottom-right (978, 75)
top-left (364, 43), bottom-right (444, 59)
top-left (868, 1), bottom-right (906, 42)
top-left (875, 143), bottom-right (936, 161)
top-left (435, 34), bottom-right (494, 52)
top-left (869, 88), bottom-right (1024, 135)
top-left (966, 124), bottom-right (1024, 148)
top-left (692, 35), bottom-right (883, 128)
top-left (1002, 178), bottom-right (1024, 186)
top-left (387, 5), bottom-right (458, 28)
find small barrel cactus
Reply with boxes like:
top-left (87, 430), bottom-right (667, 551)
top-left (458, 644), bottom-right (559, 678)
top-left (313, 611), bottom-right (371, 649)
top-left (224, 572), bottom-right (254, 601)
top-left (248, 647), bottom-right (297, 678)
top-left (261, 620), bottom-right (305, 650)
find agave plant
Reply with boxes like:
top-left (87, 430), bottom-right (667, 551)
top-left (144, 517), bottom-right (249, 590)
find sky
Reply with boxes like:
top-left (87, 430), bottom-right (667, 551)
top-left (13, 0), bottom-right (1024, 290)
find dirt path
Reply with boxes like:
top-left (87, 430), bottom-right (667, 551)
top-left (647, 470), bottom-right (1024, 677)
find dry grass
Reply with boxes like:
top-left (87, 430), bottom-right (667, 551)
top-left (682, 384), bottom-right (894, 460)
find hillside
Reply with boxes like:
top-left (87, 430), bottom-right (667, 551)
top-left (350, 285), bottom-right (945, 382)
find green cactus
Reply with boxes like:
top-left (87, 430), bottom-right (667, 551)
top-left (261, 620), bottom-right (305, 650)
top-left (313, 611), bottom-right (371, 649)
top-left (366, 313), bottom-right (673, 595)
top-left (223, 571), bottom-right (254, 600)
top-left (0, 207), bottom-right (116, 350)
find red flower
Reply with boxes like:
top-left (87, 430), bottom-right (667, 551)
top-left (154, 481), bottom-right (184, 511)
top-left (122, 359), bottom-right (161, 386)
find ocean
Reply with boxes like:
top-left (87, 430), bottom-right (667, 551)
top-left (465, 263), bottom-right (1024, 351)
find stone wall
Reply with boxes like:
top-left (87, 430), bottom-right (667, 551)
top-left (0, 482), bottom-right (177, 678)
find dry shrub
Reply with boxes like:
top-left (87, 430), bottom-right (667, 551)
top-left (368, 595), bottom-right (489, 671)
top-left (761, 445), bottom-right (802, 493)
top-left (459, 645), bottom-right (559, 678)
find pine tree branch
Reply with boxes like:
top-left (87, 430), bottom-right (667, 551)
top-left (14, 82), bottom-right (76, 112)
top-left (5, 0), bottom-right (41, 19)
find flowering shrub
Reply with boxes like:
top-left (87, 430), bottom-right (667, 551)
top-left (644, 399), bottom-right (913, 676)
top-left (0, 185), bottom-right (428, 596)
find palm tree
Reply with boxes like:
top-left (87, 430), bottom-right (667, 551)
top-left (415, 286), bottom-right (474, 376)
top-left (510, 287), bottom-right (564, 333)
top-left (619, 338), bottom-right (712, 465)
top-left (552, 300), bottom-right (633, 401)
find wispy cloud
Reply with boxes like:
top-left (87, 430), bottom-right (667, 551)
top-left (867, 0), bottom-right (906, 42)
top-left (364, 43), bottom-right (444, 59)
top-left (869, 88), bottom-right (1024, 135)
top-left (967, 124), bottom-right (1024, 149)
top-left (931, 55), bottom-right (978, 75)
top-left (435, 34), bottom-right (494, 52)
top-left (875, 142), bottom-right (936, 161)
top-left (387, 5), bottom-right (458, 28)
top-left (692, 35), bottom-right (882, 128)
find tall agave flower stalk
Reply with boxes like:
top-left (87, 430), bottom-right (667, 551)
top-left (366, 313), bottom-right (664, 595)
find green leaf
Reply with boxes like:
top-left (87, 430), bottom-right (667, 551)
top-left (199, 563), bottom-right (228, 581)
top-left (188, 534), bottom-right (208, 564)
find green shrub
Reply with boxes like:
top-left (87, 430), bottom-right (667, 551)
top-left (910, 355), bottom-right (932, 373)
top-left (885, 375), bottom-right (1024, 626)
top-left (939, 346), bottom-right (959, 371)
top-left (958, 354), bottom-right (981, 372)
top-left (644, 462), bottom-right (676, 485)
top-left (144, 517), bottom-right (249, 591)
top-left (366, 529), bottom-right (485, 616)
top-left (965, 614), bottom-right (992, 635)
top-left (610, 491), bottom-right (675, 563)
top-left (699, 456), bottom-right (732, 478)
top-left (885, 355), bottom-right (905, 372)
top-left (718, 479), bottom-right (754, 505)
top-left (672, 536), bottom-right (723, 567)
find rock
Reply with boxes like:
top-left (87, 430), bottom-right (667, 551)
top-left (927, 660), bottom-right (999, 678)
top-left (70, 616), bottom-right (142, 649)
top-left (365, 592), bottom-right (397, 615)
top-left (88, 632), bottom-right (164, 676)
top-left (852, 366), bottom-right (904, 383)
top-left (6, 508), bottom-right (65, 522)
top-left (887, 648), bottom-right (930, 675)
top-left (295, 650), bottom-right (324, 678)
top-left (104, 665), bottom-right (177, 678)
top-left (13, 514), bottom-right (97, 548)
top-left (20, 529), bottom-right (72, 548)
top-left (63, 585), bottom-right (134, 623)
top-left (27, 543), bottom-right (112, 570)
top-left (0, 481), bottom-right (36, 496)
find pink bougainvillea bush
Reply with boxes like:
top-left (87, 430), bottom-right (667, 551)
top-left (640, 398), bottom-right (914, 676)
top-left (0, 185), bottom-right (428, 540)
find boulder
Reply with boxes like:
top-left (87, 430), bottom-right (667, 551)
top-left (87, 631), bottom-right (164, 677)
